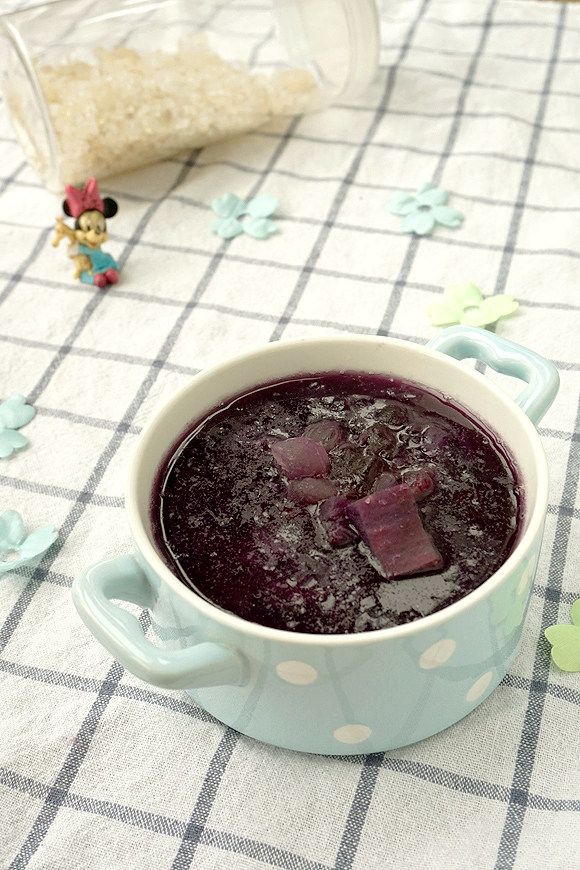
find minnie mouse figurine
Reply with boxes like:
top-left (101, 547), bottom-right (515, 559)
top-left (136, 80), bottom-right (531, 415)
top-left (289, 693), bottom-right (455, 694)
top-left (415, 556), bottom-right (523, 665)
top-left (53, 177), bottom-right (119, 288)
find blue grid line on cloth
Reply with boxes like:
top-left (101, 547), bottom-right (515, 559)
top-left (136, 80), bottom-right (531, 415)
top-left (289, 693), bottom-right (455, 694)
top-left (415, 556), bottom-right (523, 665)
top-left (494, 402), bottom-right (580, 866)
top-left (0, 229), bottom-right (53, 307)
top-left (465, 6), bottom-right (572, 864)
top-left (383, 64), bottom-right (559, 99)
top-left (3, 706), bottom-right (580, 863)
top-left (380, 43), bottom-right (580, 67)
top-left (0, 394), bottom-right (573, 525)
top-left (0, 473), bottom-right (125, 506)
top-left (265, 0), bottom-right (442, 861)
top-left (8, 660), bottom-right (126, 870)
top-left (264, 109), bottom-right (580, 131)
top-left (8, 257), bottom-right (580, 322)
top-left (388, 10), bottom-right (566, 33)
top-left (492, 6), bottom-right (567, 300)
top-left (0, 161), bottom-right (27, 198)
top-left (4, 163), bottom-right (580, 232)
top-left (170, 729), bottom-right (240, 870)
top-left (172, 185), bottom-right (580, 215)
top-left (3, 391), bottom-right (573, 481)
top-left (0, 654), bottom-right (226, 726)
top-left (503, 672), bottom-right (580, 711)
top-left (175, 149), bottom-right (580, 186)
top-left (2, 702), bottom-right (580, 828)
top-left (0, 659), bottom-right (103, 693)
top-left (430, 4), bottom-right (497, 191)
top-left (8, 162), bottom-right (580, 209)
top-left (195, 829), bottom-right (334, 870)
top-left (4, 108), bottom-right (308, 869)
top-left (474, 3), bottom-right (566, 380)
top-left (0, 308), bottom-right (575, 380)
top-left (4, 146), bottom-right (580, 193)
top-left (16, 402), bottom-right (143, 434)
top-left (334, 754), bottom-right (384, 870)
top-left (3, 780), bottom-right (344, 869)
top-left (24, 294), bottom-right (118, 404)
top-left (380, 0), bottom-right (499, 338)
top-left (1, 154), bottom-right (213, 865)
top-left (4, 768), bottom-right (580, 868)
top-left (0, 674), bottom-right (578, 865)
top-left (0, 346), bottom-right (577, 445)
top-left (202, 145), bottom-right (530, 174)
top-left (269, 0), bottom-right (434, 345)
top-left (0, 329), bottom-right (206, 376)
top-left (110, 231), bottom-right (580, 276)
top-left (164, 114), bottom-right (308, 867)
top-left (7, 224), bottom-right (580, 301)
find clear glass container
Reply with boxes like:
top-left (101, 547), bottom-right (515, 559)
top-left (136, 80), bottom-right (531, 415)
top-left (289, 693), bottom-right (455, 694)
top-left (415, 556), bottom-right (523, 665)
top-left (0, 0), bottom-right (380, 190)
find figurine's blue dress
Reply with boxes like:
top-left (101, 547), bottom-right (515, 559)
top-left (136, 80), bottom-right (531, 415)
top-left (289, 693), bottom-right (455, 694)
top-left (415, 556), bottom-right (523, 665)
top-left (79, 244), bottom-right (118, 284)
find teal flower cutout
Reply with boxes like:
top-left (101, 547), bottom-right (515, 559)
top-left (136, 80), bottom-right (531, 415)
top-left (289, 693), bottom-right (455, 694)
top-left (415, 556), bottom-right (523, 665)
top-left (0, 510), bottom-right (57, 575)
top-left (427, 282), bottom-right (518, 328)
top-left (545, 600), bottom-right (580, 672)
top-left (0, 394), bottom-right (36, 458)
top-left (387, 182), bottom-right (464, 236)
top-left (210, 193), bottom-right (279, 240)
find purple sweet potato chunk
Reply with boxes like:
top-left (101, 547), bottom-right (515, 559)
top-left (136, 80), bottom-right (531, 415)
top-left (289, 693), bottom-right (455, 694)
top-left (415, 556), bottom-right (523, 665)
top-left (346, 484), bottom-right (442, 579)
top-left (319, 496), bottom-right (358, 548)
top-left (401, 468), bottom-right (435, 501)
top-left (271, 437), bottom-right (330, 480)
top-left (287, 478), bottom-right (339, 505)
top-left (371, 471), bottom-right (398, 493)
top-left (325, 523), bottom-right (358, 548)
top-left (421, 424), bottom-right (448, 454)
top-left (303, 419), bottom-right (345, 451)
top-left (319, 495), bottom-right (349, 522)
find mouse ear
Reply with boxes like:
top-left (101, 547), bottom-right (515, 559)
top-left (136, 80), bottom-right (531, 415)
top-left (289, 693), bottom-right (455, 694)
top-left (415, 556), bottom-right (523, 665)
top-left (63, 200), bottom-right (72, 217)
top-left (102, 198), bottom-right (118, 219)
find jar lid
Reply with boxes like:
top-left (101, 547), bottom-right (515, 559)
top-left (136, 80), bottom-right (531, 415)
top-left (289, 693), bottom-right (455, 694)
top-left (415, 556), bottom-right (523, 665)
top-left (273, 0), bottom-right (380, 101)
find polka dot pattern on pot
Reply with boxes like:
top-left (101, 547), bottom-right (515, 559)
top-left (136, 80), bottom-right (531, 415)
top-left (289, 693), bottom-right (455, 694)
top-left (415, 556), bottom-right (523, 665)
top-left (275, 660), bottom-right (318, 685)
top-left (517, 562), bottom-right (532, 595)
top-left (466, 671), bottom-right (493, 703)
top-left (418, 637), bottom-right (457, 670)
top-left (333, 724), bottom-right (372, 745)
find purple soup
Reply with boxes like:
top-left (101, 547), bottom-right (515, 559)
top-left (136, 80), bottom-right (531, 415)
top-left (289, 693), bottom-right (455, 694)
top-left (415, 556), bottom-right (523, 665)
top-left (150, 372), bottom-right (521, 634)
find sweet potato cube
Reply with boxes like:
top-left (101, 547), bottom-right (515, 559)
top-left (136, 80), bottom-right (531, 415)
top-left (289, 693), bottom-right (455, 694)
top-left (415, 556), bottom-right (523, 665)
top-left (346, 484), bottom-right (442, 579)
top-left (287, 478), bottom-right (339, 505)
top-left (271, 437), bottom-right (330, 479)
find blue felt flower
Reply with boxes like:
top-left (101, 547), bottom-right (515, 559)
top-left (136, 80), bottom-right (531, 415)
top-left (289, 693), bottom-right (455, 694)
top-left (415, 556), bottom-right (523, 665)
top-left (210, 193), bottom-right (279, 240)
top-left (0, 510), bottom-right (57, 575)
top-left (0, 394), bottom-right (36, 458)
top-left (387, 182), bottom-right (464, 236)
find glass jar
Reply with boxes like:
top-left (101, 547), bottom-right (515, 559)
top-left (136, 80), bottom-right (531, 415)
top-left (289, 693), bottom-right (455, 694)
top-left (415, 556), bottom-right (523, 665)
top-left (0, 0), bottom-right (380, 191)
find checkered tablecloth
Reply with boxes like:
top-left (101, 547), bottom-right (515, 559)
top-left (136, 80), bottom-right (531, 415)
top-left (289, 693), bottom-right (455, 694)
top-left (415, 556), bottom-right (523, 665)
top-left (1, 0), bottom-right (580, 867)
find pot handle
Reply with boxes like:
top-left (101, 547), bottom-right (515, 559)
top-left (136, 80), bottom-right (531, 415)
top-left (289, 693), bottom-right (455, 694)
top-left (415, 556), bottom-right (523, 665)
top-left (72, 554), bottom-right (245, 690)
top-left (427, 325), bottom-right (559, 426)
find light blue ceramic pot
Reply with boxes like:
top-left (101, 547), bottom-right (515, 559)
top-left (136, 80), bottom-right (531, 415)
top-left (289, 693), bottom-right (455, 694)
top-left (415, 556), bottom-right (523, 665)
top-left (72, 327), bottom-right (559, 754)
